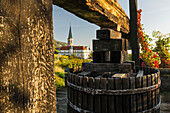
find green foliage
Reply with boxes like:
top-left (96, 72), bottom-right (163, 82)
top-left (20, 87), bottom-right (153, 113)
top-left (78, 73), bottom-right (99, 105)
top-left (138, 9), bottom-right (170, 68)
top-left (55, 50), bottom-right (59, 54)
top-left (127, 53), bottom-right (132, 61)
top-left (54, 65), bottom-right (64, 73)
top-left (56, 55), bottom-right (92, 69)
top-left (59, 57), bottom-right (64, 63)
top-left (54, 54), bottom-right (92, 89)
top-left (138, 9), bottom-right (160, 68)
top-left (152, 31), bottom-right (170, 52)
top-left (55, 76), bottom-right (65, 89)
top-left (72, 53), bottom-right (77, 58)
top-left (54, 62), bottom-right (65, 89)
top-left (88, 52), bottom-right (93, 59)
top-left (55, 72), bottom-right (65, 78)
top-left (69, 56), bottom-right (74, 59)
top-left (152, 31), bottom-right (170, 68)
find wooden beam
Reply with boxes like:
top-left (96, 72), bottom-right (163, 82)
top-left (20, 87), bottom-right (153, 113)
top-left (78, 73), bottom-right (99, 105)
top-left (53, 0), bottom-right (129, 34)
top-left (129, 0), bottom-right (140, 65)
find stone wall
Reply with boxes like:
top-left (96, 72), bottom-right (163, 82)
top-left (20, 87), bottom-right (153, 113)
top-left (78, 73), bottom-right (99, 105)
top-left (0, 0), bottom-right (56, 112)
top-left (160, 69), bottom-right (170, 91)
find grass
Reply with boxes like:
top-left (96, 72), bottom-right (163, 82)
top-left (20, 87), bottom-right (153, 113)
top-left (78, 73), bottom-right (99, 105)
top-left (54, 65), bottom-right (65, 89)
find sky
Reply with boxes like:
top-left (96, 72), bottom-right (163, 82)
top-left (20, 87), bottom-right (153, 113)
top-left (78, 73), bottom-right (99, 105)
top-left (53, 0), bottom-right (170, 48)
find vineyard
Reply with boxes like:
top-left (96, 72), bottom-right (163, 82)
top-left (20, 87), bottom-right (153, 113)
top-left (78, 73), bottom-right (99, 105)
top-left (54, 54), bottom-right (92, 89)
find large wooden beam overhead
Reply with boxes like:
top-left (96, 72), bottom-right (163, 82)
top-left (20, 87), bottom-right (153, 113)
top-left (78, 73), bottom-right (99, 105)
top-left (53, 0), bottom-right (129, 34)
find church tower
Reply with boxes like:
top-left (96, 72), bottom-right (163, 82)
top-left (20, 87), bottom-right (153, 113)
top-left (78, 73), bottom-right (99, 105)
top-left (68, 25), bottom-right (73, 46)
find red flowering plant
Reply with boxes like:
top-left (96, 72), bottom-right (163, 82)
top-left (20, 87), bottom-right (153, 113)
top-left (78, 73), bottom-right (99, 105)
top-left (137, 9), bottom-right (160, 68)
top-left (152, 31), bottom-right (170, 68)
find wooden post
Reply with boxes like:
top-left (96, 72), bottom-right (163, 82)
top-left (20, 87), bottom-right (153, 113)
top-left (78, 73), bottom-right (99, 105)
top-left (0, 0), bottom-right (56, 112)
top-left (129, 0), bottom-right (140, 65)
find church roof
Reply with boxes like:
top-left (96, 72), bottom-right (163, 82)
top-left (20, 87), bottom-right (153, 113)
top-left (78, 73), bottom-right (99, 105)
top-left (68, 25), bottom-right (73, 39)
top-left (60, 46), bottom-right (87, 50)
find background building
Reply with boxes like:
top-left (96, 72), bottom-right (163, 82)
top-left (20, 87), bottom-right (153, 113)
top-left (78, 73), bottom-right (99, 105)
top-left (59, 25), bottom-right (91, 59)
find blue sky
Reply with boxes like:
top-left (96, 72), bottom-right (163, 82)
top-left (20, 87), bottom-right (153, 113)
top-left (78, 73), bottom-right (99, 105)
top-left (53, 0), bottom-right (170, 47)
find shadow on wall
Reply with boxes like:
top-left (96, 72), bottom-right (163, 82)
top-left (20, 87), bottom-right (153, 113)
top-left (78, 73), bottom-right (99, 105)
top-left (160, 68), bottom-right (170, 92)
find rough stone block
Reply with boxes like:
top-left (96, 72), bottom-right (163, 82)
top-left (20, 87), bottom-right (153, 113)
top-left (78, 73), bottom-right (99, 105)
top-left (96, 29), bottom-right (121, 39)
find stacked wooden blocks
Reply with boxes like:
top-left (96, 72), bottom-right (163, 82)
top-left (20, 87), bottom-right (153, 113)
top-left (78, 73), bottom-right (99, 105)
top-left (93, 29), bottom-right (128, 63)
top-left (82, 29), bottom-right (135, 77)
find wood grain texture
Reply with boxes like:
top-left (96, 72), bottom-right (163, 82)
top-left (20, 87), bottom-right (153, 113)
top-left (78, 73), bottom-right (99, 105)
top-left (0, 0), bottom-right (56, 112)
top-left (142, 76), bottom-right (148, 111)
top-left (130, 77), bottom-right (136, 112)
top-left (115, 77), bottom-right (123, 113)
top-left (82, 77), bottom-right (88, 110)
top-left (87, 77), bottom-right (94, 112)
top-left (147, 74), bottom-right (152, 109)
top-left (107, 78), bottom-right (115, 113)
top-left (93, 39), bottom-right (125, 51)
top-left (53, 0), bottom-right (129, 34)
top-left (94, 78), bottom-right (101, 113)
top-left (129, 0), bottom-right (140, 65)
top-left (96, 29), bottom-right (121, 39)
top-left (82, 63), bottom-right (132, 73)
top-left (67, 67), bottom-right (161, 113)
top-left (122, 78), bottom-right (130, 113)
top-left (100, 78), bottom-right (107, 113)
top-left (136, 77), bottom-right (142, 112)
top-left (0, 0), bottom-right (22, 112)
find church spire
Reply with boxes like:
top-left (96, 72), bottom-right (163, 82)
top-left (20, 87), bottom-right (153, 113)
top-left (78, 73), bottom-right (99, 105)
top-left (68, 24), bottom-right (73, 46)
top-left (68, 25), bottom-right (73, 39)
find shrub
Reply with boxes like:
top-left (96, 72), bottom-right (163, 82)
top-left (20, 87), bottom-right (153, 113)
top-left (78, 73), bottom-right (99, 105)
top-left (137, 9), bottom-right (160, 68)
top-left (137, 9), bottom-right (170, 68)
top-left (152, 31), bottom-right (170, 68)
top-left (59, 57), bottom-right (64, 62)
top-left (55, 76), bottom-right (65, 89)
top-left (54, 54), bottom-right (92, 89)
top-left (55, 65), bottom-right (64, 73)
top-left (55, 72), bottom-right (65, 78)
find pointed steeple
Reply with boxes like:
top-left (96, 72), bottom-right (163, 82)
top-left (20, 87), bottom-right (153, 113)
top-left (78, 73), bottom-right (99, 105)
top-left (68, 25), bottom-right (73, 39)
top-left (67, 24), bottom-right (73, 46)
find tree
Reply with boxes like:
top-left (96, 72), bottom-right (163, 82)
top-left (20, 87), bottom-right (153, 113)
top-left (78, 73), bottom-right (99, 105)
top-left (72, 53), bottom-right (77, 58)
top-left (88, 52), bottom-right (93, 59)
top-left (137, 9), bottom-right (170, 68)
top-left (137, 9), bottom-right (160, 68)
top-left (53, 39), bottom-right (59, 54)
top-left (152, 31), bottom-right (170, 68)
